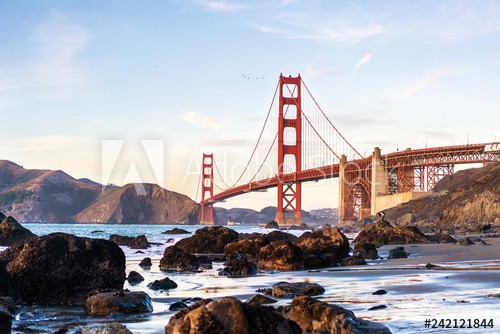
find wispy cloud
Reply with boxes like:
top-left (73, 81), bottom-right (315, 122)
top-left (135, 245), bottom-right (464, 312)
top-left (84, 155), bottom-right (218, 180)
top-left (180, 111), bottom-right (224, 131)
top-left (255, 21), bottom-right (384, 45)
top-left (193, 0), bottom-right (246, 12)
top-left (0, 10), bottom-right (89, 99)
top-left (354, 53), bottom-right (372, 71)
top-left (32, 10), bottom-right (90, 87)
top-left (398, 68), bottom-right (451, 100)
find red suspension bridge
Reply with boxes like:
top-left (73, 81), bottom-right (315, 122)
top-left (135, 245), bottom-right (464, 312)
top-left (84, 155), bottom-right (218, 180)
top-left (199, 74), bottom-right (500, 225)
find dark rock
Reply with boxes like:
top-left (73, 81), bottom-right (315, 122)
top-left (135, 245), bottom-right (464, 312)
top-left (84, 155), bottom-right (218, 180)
top-left (265, 221), bottom-right (279, 229)
top-left (148, 277), bottom-right (178, 290)
top-left (388, 246), bottom-right (408, 259)
top-left (169, 301), bottom-right (188, 311)
top-left (139, 257), bottom-right (152, 269)
top-left (159, 246), bottom-right (209, 272)
top-left (127, 271), bottom-right (144, 285)
top-left (109, 234), bottom-right (151, 249)
top-left (0, 303), bottom-right (13, 334)
top-left (0, 232), bottom-right (125, 305)
top-left (354, 222), bottom-right (430, 249)
top-left (372, 290), bottom-right (387, 295)
top-left (0, 215), bottom-right (35, 246)
top-left (218, 254), bottom-right (257, 277)
top-left (84, 290), bottom-right (153, 316)
top-left (353, 242), bottom-right (380, 259)
top-left (0, 297), bottom-right (15, 314)
top-left (368, 305), bottom-right (387, 311)
top-left (294, 227), bottom-right (350, 267)
top-left (341, 256), bottom-right (367, 266)
top-left (303, 254), bottom-right (323, 269)
top-left (246, 294), bottom-right (277, 305)
top-left (266, 230), bottom-right (298, 243)
top-left (425, 263), bottom-right (440, 269)
top-left (286, 223), bottom-right (311, 230)
top-left (129, 235), bottom-right (151, 249)
top-left (81, 322), bottom-right (133, 334)
top-left (165, 299), bottom-right (213, 334)
top-left (109, 234), bottom-right (134, 246)
top-left (469, 237), bottom-right (490, 246)
top-left (175, 226), bottom-right (238, 254)
top-left (0, 264), bottom-right (14, 298)
top-left (164, 297), bottom-right (301, 334)
top-left (162, 228), bottom-right (191, 235)
top-left (90, 230), bottom-right (105, 234)
top-left (257, 240), bottom-right (304, 271)
top-left (224, 234), bottom-right (267, 262)
top-left (458, 237), bottom-right (475, 246)
top-left (285, 296), bottom-right (392, 334)
top-left (271, 282), bottom-right (325, 298)
top-left (427, 232), bottom-right (456, 244)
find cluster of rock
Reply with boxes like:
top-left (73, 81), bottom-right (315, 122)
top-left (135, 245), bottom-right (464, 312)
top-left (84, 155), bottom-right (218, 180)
top-left (0, 215), bottom-right (171, 333)
top-left (165, 289), bottom-right (391, 334)
top-left (161, 225), bottom-right (352, 276)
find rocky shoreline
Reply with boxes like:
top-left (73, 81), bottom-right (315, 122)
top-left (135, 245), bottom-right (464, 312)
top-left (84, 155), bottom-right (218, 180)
top-left (2, 209), bottom-right (500, 333)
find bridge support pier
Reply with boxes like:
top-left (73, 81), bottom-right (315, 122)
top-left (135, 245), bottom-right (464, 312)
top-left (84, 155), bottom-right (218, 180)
top-left (200, 153), bottom-right (214, 225)
top-left (371, 147), bottom-right (389, 215)
top-left (275, 74), bottom-right (303, 226)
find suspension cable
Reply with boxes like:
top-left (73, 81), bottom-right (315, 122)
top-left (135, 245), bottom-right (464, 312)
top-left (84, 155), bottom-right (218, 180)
top-left (301, 78), bottom-right (363, 158)
top-left (225, 81), bottom-right (280, 188)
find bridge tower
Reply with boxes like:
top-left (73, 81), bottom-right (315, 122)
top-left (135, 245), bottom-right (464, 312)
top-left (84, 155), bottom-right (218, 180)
top-left (275, 74), bottom-right (303, 226)
top-left (200, 153), bottom-right (214, 225)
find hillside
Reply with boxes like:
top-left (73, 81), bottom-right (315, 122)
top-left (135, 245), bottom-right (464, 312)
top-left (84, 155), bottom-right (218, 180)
top-left (0, 160), bottom-right (199, 224)
top-left (75, 183), bottom-right (199, 224)
top-left (383, 162), bottom-right (500, 231)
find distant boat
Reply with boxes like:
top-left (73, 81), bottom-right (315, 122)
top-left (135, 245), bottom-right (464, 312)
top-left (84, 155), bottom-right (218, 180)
top-left (227, 221), bottom-right (241, 226)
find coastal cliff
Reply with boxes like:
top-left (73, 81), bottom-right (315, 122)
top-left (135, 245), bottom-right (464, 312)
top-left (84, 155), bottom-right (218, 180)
top-left (383, 162), bottom-right (500, 231)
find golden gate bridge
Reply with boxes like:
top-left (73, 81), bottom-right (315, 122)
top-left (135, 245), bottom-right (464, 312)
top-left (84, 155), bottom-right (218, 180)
top-left (198, 74), bottom-right (500, 225)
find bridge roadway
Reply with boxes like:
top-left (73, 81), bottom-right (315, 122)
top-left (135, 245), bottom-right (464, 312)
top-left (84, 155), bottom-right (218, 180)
top-left (207, 143), bottom-right (499, 204)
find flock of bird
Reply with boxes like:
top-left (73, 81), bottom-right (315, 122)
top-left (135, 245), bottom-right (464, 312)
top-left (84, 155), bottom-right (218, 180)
top-left (242, 74), bottom-right (265, 80)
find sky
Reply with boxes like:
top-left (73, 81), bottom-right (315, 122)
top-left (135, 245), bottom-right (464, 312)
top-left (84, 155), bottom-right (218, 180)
top-left (1, 0), bottom-right (499, 211)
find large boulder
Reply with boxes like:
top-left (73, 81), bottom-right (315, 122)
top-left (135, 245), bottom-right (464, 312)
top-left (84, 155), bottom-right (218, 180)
top-left (271, 282), bottom-right (325, 298)
top-left (159, 246), bottom-right (209, 272)
top-left (266, 230), bottom-right (298, 243)
top-left (353, 242), bottom-right (379, 260)
top-left (164, 297), bottom-right (301, 334)
top-left (0, 215), bottom-right (35, 246)
top-left (0, 233), bottom-right (126, 305)
top-left (285, 296), bottom-right (392, 334)
top-left (354, 222), bottom-right (430, 250)
top-left (218, 254), bottom-right (257, 277)
top-left (257, 240), bottom-right (304, 271)
top-left (0, 297), bottom-right (14, 334)
top-left (109, 234), bottom-right (151, 249)
top-left (148, 277), bottom-right (178, 291)
top-left (294, 227), bottom-right (350, 267)
top-left (84, 290), bottom-right (153, 316)
top-left (0, 264), bottom-right (14, 298)
top-left (224, 234), bottom-right (268, 262)
top-left (81, 323), bottom-right (133, 334)
top-left (175, 226), bottom-right (238, 254)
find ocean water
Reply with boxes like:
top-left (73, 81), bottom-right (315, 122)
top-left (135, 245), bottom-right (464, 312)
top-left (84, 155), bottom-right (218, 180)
top-left (5, 224), bottom-right (500, 334)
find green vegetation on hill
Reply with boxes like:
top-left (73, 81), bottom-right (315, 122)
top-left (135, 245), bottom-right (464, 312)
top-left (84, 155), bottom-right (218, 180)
top-left (0, 190), bottom-right (33, 207)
